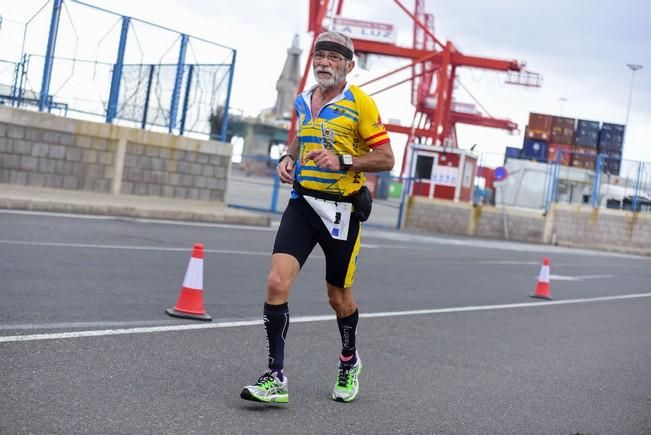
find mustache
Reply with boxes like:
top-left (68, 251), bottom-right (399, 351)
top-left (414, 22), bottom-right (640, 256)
top-left (315, 67), bottom-right (334, 75)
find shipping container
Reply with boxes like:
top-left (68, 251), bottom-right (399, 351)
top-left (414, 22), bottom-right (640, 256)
top-left (504, 146), bottom-right (521, 160)
top-left (571, 146), bottom-right (596, 170)
top-left (527, 113), bottom-right (553, 140)
top-left (550, 116), bottom-right (575, 144)
top-left (574, 119), bottom-right (600, 147)
top-left (522, 138), bottom-right (548, 162)
top-left (547, 143), bottom-right (573, 166)
top-left (602, 152), bottom-right (622, 175)
top-left (598, 123), bottom-right (625, 151)
top-left (599, 143), bottom-right (624, 155)
top-left (525, 126), bottom-right (548, 141)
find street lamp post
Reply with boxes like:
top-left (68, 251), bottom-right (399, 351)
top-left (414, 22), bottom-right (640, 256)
top-left (624, 63), bottom-right (643, 212)
top-left (624, 64), bottom-right (643, 134)
top-left (558, 97), bottom-right (568, 116)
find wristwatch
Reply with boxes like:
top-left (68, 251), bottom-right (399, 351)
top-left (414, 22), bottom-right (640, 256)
top-left (338, 154), bottom-right (353, 170)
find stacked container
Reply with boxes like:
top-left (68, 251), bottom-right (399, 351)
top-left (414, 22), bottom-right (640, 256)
top-left (526, 113), bottom-right (553, 141)
top-left (598, 123), bottom-right (625, 175)
top-left (547, 143), bottom-right (573, 166)
top-left (568, 118), bottom-right (598, 170)
top-left (572, 146), bottom-right (597, 170)
top-left (574, 119), bottom-right (600, 147)
top-left (522, 138), bottom-right (548, 162)
top-left (546, 116), bottom-right (575, 167)
top-left (550, 116), bottom-right (575, 145)
top-left (515, 113), bottom-right (625, 175)
top-left (504, 146), bottom-right (521, 161)
top-left (522, 113), bottom-right (552, 162)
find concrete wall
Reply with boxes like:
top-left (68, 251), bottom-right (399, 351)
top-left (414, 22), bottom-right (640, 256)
top-left (550, 203), bottom-right (651, 255)
top-left (405, 196), bottom-right (650, 255)
top-left (0, 106), bottom-right (232, 202)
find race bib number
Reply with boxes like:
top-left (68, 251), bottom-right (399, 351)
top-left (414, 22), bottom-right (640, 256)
top-left (303, 195), bottom-right (352, 241)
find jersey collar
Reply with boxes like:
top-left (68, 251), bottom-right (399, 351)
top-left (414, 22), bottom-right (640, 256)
top-left (300, 82), bottom-right (351, 116)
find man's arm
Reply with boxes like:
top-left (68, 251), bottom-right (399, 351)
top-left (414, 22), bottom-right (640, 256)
top-left (348, 142), bottom-right (394, 173)
top-left (303, 142), bottom-right (395, 173)
top-left (277, 136), bottom-right (299, 184)
top-left (285, 136), bottom-right (299, 160)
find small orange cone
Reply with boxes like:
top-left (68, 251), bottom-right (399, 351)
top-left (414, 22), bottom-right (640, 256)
top-left (530, 257), bottom-right (552, 300)
top-left (166, 243), bottom-right (212, 321)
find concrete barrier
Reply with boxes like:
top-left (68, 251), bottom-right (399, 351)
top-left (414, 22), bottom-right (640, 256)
top-left (0, 106), bottom-right (232, 203)
top-left (405, 196), bottom-right (651, 255)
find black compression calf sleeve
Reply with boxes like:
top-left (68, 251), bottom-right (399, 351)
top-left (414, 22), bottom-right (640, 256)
top-left (337, 308), bottom-right (359, 357)
top-left (264, 302), bottom-right (289, 372)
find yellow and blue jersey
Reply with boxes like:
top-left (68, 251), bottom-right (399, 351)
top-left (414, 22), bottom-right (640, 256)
top-left (293, 83), bottom-right (390, 197)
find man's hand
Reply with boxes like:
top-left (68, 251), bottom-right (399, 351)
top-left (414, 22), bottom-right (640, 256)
top-left (304, 148), bottom-right (340, 170)
top-left (277, 156), bottom-right (295, 184)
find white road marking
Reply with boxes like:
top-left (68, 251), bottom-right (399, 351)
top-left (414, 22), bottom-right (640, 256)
top-left (479, 261), bottom-right (539, 265)
top-left (0, 239), bottom-right (383, 254)
top-left (363, 230), bottom-right (649, 259)
top-left (0, 320), bottom-right (183, 330)
top-left (549, 274), bottom-right (615, 281)
top-left (1, 292), bottom-right (649, 343)
top-left (0, 240), bottom-right (269, 256)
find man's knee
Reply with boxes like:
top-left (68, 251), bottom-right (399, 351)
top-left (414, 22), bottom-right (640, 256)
top-left (328, 289), bottom-right (355, 315)
top-left (267, 269), bottom-right (290, 300)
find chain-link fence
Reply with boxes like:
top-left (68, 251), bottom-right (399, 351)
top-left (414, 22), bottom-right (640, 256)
top-left (0, 0), bottom-right (235, 138)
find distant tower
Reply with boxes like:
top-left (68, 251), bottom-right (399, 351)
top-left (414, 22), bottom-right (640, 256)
top-left (273, 34), bottom-right (302, 119)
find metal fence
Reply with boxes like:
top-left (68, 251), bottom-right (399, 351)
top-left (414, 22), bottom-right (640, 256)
top-left (0, 0), bottom-right (235, 139)
top-left (545, 152), bottom-right (651, 213)
top-left (488, 149), bottom-right (651, 214)
top-left (227, 149), bottom-right (651, 231)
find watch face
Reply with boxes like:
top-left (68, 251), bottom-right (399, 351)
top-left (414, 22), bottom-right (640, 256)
top-left (343, 154), bottom-right (353, 165)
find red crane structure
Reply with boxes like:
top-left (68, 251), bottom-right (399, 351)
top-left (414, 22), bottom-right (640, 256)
top-left (297, 0), bottom-right (542, 176)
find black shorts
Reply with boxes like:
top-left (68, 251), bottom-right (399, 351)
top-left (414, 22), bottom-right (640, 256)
top-left (273, 196), bottom-right (362, 289)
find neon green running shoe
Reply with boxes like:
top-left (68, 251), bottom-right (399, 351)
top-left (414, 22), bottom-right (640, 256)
top-left (240, 371), bottom-right (288, 403)
top-left (332, 353), bottom-right (362, 402)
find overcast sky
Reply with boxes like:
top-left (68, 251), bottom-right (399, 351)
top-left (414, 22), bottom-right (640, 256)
top-left (2, 0), bottom-right (650, 168)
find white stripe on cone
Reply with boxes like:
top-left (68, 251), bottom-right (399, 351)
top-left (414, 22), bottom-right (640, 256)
top-left (182, 257), bottom-right (204, 290)
top-left (538, 264), bottom-right (550, 283)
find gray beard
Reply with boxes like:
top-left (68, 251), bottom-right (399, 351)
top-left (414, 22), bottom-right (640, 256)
top-left (314, 70), bottom-right (344, 90)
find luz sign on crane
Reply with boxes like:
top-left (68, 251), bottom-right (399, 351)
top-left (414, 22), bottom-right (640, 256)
top-left (330, 17), bottom-right (397, 44)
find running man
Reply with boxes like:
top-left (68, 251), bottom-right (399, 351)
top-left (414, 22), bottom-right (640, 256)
top-left (240, 31), bottom-right (395, 403)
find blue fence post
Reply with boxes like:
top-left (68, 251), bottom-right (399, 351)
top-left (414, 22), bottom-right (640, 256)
top-left (397, 144), bottom-right (416, 229)
top-left (106, 16), bottom-right (130, 123)
top-left (169, 33), bottom-right (188, 134)
top-left (270, 162), bottom-right (280, 212)
top-left (632, 160), bottom-right (643, 212)
top-left (544, 154), bottom-right (560, 214)
top-left (38, 0), bottom-right (63, 112)
top-left (179, 64), bottom-right (194, 136)
top-left (542, 161), bottom-right (551, 211)
top-left (141, 64), bottom-right (155, 129)
top-left (592, 154), bottom-right (604, 208)
top-left (550, 162), bottom-right (560, 204)
top-left (220, 49), bottom-right (237, 142)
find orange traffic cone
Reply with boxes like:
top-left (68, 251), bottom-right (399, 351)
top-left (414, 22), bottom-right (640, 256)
top-left (166, 243), bottom-right (212, 321)
top-left (530, 257), bottom-right (552, 300)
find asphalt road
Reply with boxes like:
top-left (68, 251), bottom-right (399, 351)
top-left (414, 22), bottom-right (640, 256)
top-left (1, 211), bottom-right (650, 434)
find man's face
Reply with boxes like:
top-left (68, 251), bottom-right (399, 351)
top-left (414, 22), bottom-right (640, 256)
top-left (312, 48), bottom-right (352, 89)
